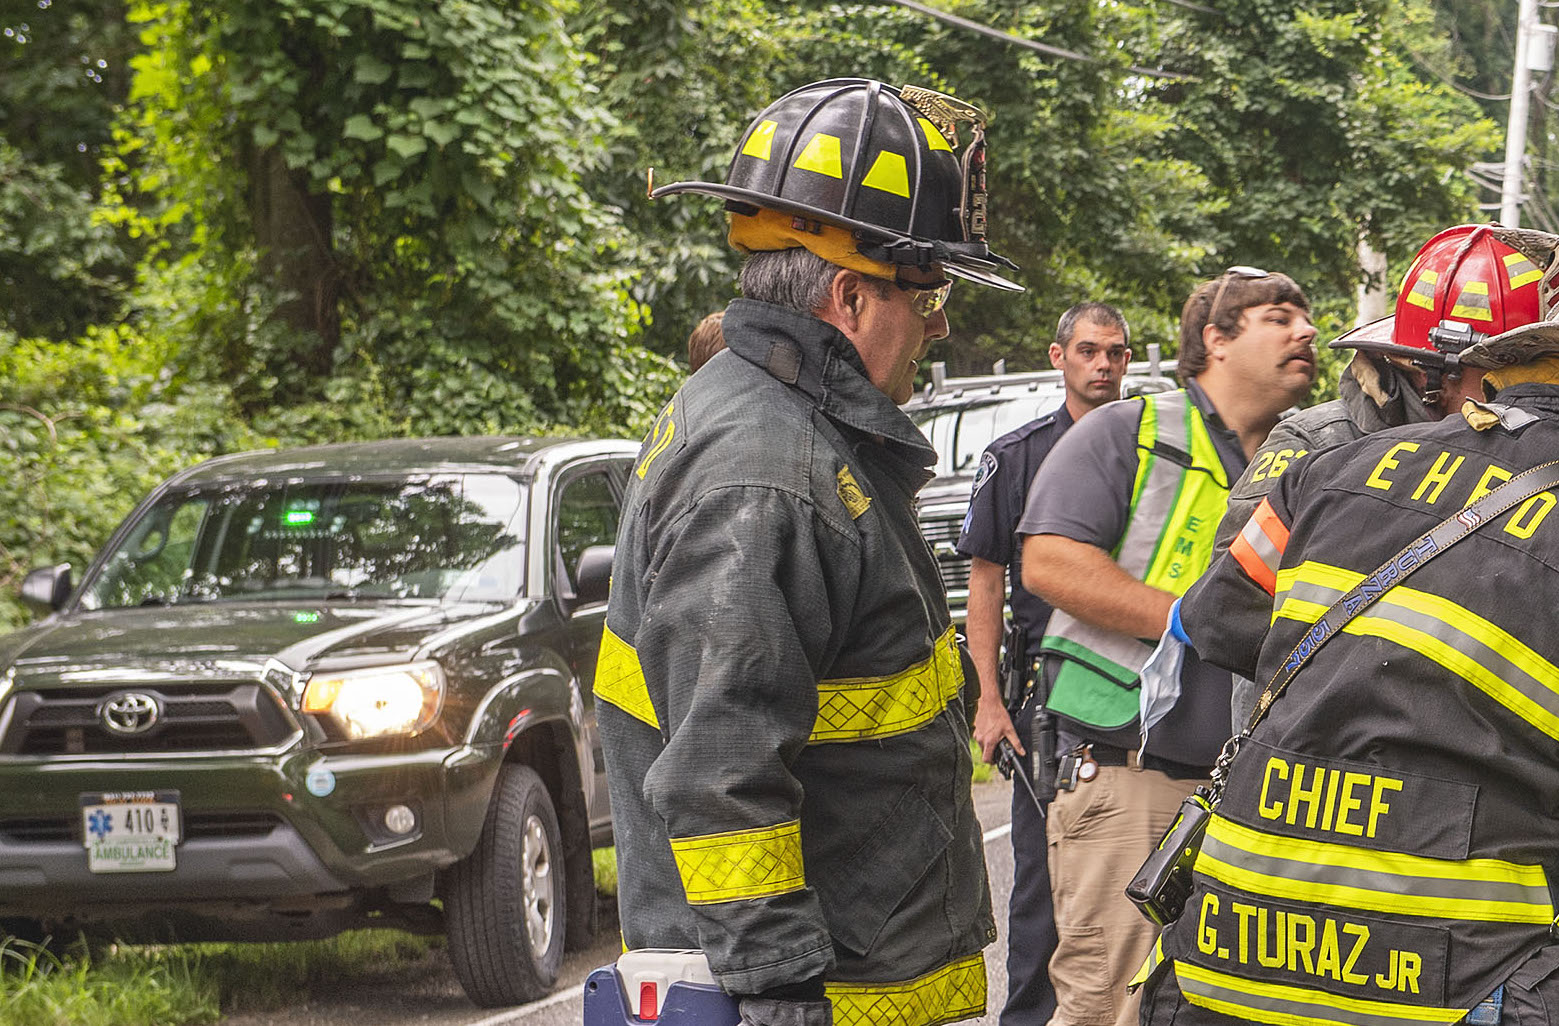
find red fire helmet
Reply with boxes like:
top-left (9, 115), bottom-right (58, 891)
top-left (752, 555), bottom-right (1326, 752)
top-left (1333, 224), bottom-right (1559, 369)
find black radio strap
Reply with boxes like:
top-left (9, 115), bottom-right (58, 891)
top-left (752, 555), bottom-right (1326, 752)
top-left (1207, 457), bottom-right (1559, 801)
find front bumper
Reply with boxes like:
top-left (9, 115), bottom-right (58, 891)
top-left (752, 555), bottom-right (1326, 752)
top-left (0, 743), bottom-right (504, 918)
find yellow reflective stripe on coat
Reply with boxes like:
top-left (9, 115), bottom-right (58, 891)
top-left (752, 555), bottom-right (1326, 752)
top-left (811, 625), bottom-right (963, 743)
top-left (827, 952), bottom-right (986, 1026)
top-left (1130, 935), bottom-right (1166, 989)
top-left (1273, 561), bottom-right (1559, 740)
top-left (1197, 815), bottom-right (1554, 924)
top-left (1175, 960), bottom-right (1466, 1026)
top-left (594, 624), bottom-right (659, 729)
top-left (668, 820), bottom-right (805, 904)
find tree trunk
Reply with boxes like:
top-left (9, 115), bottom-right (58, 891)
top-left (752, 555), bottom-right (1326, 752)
top-left (248, 145), bottom-right (339, 380)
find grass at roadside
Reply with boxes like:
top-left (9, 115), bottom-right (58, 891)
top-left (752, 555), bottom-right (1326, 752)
top-left (0, 930), bottom-right (438, 1026)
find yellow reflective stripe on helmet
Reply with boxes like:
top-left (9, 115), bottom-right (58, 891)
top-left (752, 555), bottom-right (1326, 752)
top-left (1506, 251), bottom-right (1543, 289)
top-left (1197, 815), bottom-right (1554, 924)
top-left (860, 150), bottom-right (911, 197)
top-left (917, 117), bottom-right (953, 152)
top-left (1175, 960), bottom-right (1466, 1026)
top-left (1404, 270), bottom-right (1438, 311)
top-left (1449, 281), bottom-right (1493, 321)
top-left (593, 625), bottom-right (659, 729)
top-left (827, 952), bottom-right (986, 1026)
top-left (793, 133), bottom-right (843, 178)
top-left (1274, 561), bottom-right (1559, 741)
top-left (741, 120), bottom-right (778, 161)
top-left (811, 625), bottom-right (963, 743)
top-left (669, 820), bottom-right (805, 905)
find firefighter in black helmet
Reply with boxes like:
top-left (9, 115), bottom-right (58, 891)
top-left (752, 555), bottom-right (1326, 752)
top-left (596, 79), bottom-right (1020, 1026)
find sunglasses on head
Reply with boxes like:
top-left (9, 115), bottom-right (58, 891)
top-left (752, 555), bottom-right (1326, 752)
top-left (894, 277), bottom-right (954, 318)
top-left (1208, 265), bottom-right (1272, 326)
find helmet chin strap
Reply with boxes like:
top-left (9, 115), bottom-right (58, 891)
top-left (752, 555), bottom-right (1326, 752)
top-left (1419, 321), bottom-right (1490, 407)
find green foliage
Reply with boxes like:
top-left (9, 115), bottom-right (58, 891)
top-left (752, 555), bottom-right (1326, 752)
top-left (0, 1), bottom-right (136, 338)
top-left (110, 0), bottom-right (665, 433)
top-left (0, 327), bottom-right (264, 631)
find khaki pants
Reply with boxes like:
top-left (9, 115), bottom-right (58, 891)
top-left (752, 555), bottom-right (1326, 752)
top-left (1045, 760), bottom-right (1201, 1026)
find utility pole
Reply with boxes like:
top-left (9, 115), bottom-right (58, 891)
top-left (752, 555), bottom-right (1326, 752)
top-left (1502, 0), bottom-right (1545, 226)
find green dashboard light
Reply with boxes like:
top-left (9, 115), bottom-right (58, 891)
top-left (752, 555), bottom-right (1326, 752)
top-left (284, 510), bottom-right (316, 526)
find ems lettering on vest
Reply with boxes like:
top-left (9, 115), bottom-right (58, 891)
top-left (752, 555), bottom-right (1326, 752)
top-left (1192, 886), bottom-right (1448, 1004)
top-left (1165, 514), bottom-right (1206, 580)
top-left (1363, 442), bottom-right (1557, 538)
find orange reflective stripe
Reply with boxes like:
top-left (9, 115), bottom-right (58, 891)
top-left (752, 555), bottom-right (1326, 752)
top-left (1231, 498), bottom-right (1288, 595)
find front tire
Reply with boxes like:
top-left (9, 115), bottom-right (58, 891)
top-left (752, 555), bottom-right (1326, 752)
top-left (445, 764), bottom-right (566, 1007)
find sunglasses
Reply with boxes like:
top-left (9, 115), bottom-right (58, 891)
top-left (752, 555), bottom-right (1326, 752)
top-left (894, 277), bottom-right (954, 318)
top-left (1207, 265), bottom-right (1272, 326)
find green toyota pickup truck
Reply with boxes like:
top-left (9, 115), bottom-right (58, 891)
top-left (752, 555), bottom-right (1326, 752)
top-left (0, 435), bottom-right (638, 1007)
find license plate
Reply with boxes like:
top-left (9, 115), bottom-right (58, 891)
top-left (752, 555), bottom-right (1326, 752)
top-left (80, 791), bottom-right (181, 873)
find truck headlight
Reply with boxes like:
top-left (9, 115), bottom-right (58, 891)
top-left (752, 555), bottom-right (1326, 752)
top-left (302, 661), bottom-right (445, 739)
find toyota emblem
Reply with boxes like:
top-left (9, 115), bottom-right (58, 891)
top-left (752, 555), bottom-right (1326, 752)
top-left (99, 692), bottom-right (161, 735)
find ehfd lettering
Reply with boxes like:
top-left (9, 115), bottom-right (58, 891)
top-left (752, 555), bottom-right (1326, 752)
top-left (1364, 444), bottom-right (1555, 538)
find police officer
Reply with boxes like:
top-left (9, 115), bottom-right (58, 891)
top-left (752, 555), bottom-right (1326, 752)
top-left (596, 79), bottom-right (1022, 1026)
top-left (1139, 223), bottom-right (1559, 1026)
top-left (958, 302), bottom-right (1130, 1026)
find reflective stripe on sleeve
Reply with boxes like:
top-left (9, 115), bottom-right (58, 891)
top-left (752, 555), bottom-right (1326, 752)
top-left (669, 820), bottom-right (805, 904)
top-left (1231, 498), bottom-right (1288, 595)
top-left (811, 625), bottom-right (964, 743)
top-left (1175, 960), bottom-right (1466, 1026)
top-left (593, 624), bottom-right (660, 729)
top-left (1196, 815), bottom-right (1554, 924)
top-left (1273, 561), bottom-right (1559, 740)
top-left (828, 952), bottom-right (986, 1026)
top-left (595, 624), bottom-right (965, 743)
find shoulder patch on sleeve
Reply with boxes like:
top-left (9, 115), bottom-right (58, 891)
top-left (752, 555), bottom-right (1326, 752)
top-left (836, 465), bottom-right (873, 519)
top-left (970, 451), bottom-right (998, 498)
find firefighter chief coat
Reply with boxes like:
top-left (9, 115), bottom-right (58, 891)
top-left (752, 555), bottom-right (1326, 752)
top-left (594, 299), bottom-right (995, 1026)
top-left (1140, 383), bottom-right (1559, 1025)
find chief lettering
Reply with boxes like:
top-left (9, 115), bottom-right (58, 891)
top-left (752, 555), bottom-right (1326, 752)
top-left (1258, 755), bottom-right (1403, 838)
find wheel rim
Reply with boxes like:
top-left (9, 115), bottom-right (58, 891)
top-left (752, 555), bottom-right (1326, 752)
top-left (520, 812), bottom-right (555, 953)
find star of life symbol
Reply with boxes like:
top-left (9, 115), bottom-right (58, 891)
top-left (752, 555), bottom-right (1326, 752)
top-left (87, 809), bottom-right (113, 842)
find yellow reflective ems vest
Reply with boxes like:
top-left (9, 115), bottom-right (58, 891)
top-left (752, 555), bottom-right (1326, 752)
top-left (595, 301), bottom-right (994, 1026)
top-left (1041, 389), bottom-right (1230, 731)
top-left (1144, 385), bottom-right (1559, 1026)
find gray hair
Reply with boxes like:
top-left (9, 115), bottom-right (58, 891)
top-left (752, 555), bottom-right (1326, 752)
top-left (1056, 302), bottom-right (1130, 349)
top-left (739, 248), bottom-right (842, 312)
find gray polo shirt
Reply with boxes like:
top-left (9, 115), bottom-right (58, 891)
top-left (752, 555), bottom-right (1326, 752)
top-left (1016, 380), bottom-right (1248, 769)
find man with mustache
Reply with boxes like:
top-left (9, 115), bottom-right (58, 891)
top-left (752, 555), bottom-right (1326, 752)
top-left (1015, 269), bottom-right (1317, 1026)
top-left (958, 301), bottom-right (1131, 1026)
top-left (1208, 225), bottom-right (1554, 725)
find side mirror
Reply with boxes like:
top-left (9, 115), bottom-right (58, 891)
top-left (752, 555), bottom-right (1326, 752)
top-left (572, 545), bottom-right (615, 609)
top-left (20, 564), bottom-right (72, 613)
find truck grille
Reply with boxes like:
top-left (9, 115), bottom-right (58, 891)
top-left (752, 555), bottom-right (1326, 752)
top-left (0, 683), bottom-right (297, 756)
top-left (919, 510), bottom-right (972, 599)
top-left (0, 811), bottom-right (284, 844)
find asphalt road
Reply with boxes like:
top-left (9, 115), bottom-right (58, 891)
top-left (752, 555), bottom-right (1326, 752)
top-left (220, 777), bottom-right (1019, 1026)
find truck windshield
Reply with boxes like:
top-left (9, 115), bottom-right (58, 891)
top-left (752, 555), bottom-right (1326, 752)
top-left (79, 474), bottom-right (526, 610)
